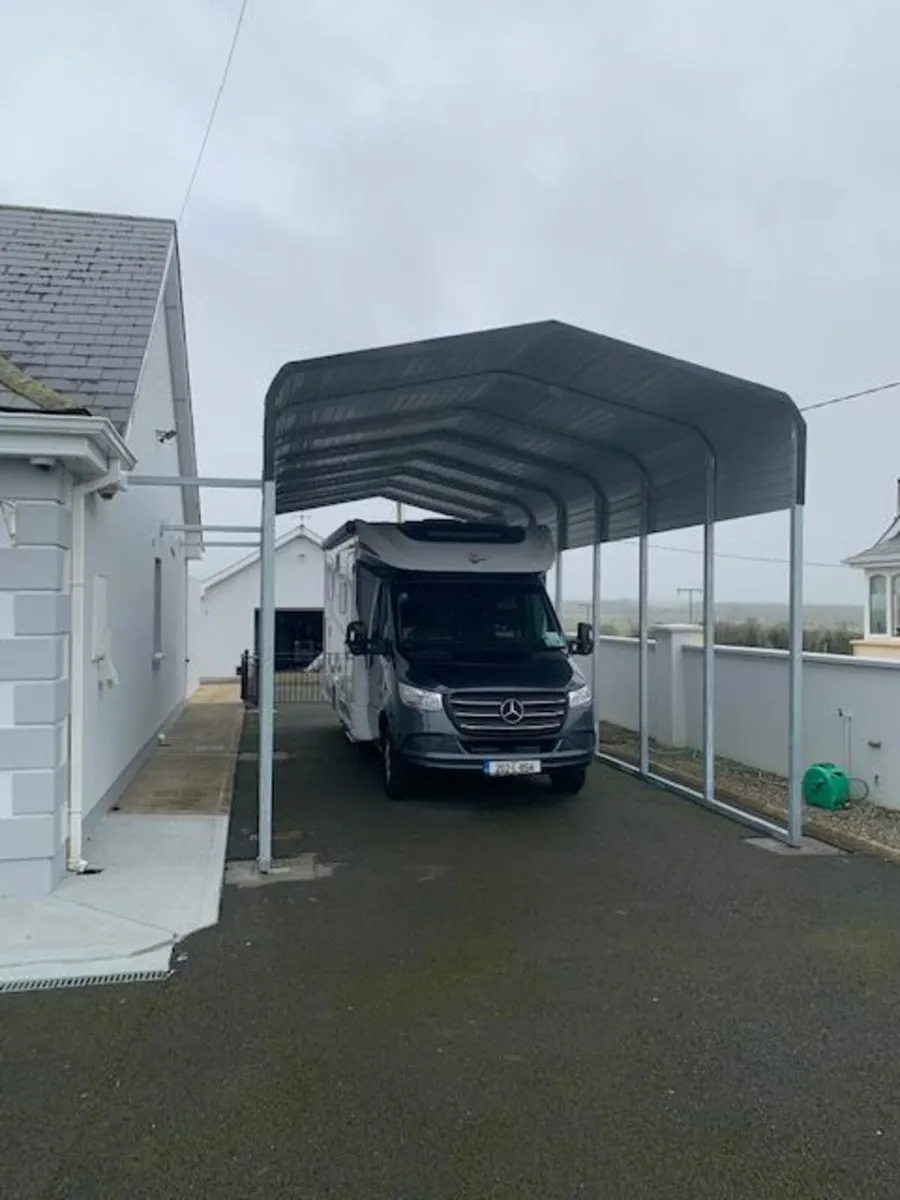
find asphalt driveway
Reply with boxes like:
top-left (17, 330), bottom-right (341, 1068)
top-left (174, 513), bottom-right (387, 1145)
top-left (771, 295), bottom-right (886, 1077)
top-left (2, 705), bottom-right (900, 1199)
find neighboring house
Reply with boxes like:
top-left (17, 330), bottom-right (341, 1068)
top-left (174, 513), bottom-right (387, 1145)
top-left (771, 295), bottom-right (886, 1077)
top-left (844, 478), bottom-right (900, 659)
top-left (190, 523), bottom-right (324, 681)
top-left (0, 204), bottom-right (202, 898)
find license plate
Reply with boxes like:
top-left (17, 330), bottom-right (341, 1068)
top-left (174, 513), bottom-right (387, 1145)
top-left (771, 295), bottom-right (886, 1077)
top-left (483, 759), bottom-right (542, 777)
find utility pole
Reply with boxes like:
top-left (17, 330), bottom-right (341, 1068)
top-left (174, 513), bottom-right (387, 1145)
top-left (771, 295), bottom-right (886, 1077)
top-left (394, 501), bottom-right (404, 523)
top-left (677, 587), bottom-right (703, 625)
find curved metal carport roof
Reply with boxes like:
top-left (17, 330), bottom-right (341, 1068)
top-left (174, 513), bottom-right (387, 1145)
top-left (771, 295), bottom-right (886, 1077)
top-left (253, 319), bottom-right (807, 875)
top-left (263, 319), bottom-right (805, 546)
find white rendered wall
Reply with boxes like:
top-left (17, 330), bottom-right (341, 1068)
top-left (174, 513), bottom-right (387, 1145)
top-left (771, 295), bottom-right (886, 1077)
top-left (593, 632), bottom-right (900, 809)
top-left (80, 307), bottom-right (191, 825)
top-left (191, 537), bottom-right (325, 680)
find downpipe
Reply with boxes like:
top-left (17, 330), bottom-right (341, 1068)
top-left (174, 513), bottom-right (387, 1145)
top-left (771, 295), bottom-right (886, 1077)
top-left (66, 464), bottom-right (125, 874)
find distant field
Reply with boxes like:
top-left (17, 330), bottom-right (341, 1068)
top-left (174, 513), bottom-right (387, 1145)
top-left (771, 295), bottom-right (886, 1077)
top-left (563, 598), bottom-right (863, 633)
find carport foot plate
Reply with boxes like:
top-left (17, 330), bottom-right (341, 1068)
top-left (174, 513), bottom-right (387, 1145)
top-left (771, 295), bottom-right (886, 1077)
top-left (745, 835), bottom-right (843, 856)
top-left (225, 853), bottom-right (338, 888)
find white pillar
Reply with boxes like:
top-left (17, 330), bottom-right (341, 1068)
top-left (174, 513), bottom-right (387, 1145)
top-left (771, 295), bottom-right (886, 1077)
top-left (651, 624), bottom-right (702, 747)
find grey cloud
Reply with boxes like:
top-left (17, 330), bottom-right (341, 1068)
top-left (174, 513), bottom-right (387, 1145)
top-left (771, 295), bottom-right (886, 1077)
top-left (2, 0), bottom-right (899, 604)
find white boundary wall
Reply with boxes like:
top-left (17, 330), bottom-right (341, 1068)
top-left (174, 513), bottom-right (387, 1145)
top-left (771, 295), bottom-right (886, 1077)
top-left (594, 628), bottom-right (900, 809)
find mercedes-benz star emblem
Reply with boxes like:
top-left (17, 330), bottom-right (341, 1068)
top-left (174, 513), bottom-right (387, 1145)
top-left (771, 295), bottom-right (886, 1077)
top-left (499, 698), bottom-right (525, 725)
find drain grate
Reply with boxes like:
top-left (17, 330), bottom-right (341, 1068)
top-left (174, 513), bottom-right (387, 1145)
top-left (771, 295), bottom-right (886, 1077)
top-left (0, 968), bottom-right (172, 995)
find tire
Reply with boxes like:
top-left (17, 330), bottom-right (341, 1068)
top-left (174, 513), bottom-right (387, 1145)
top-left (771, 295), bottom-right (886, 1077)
top-left (381, 727), bottom-right (416, 800)
top-left (549, 766), bottom-right (588, 796)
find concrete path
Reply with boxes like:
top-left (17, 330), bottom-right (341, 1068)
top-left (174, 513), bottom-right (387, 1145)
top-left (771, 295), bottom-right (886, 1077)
top-left (0, 687), bottom-right (241, 987)
top-left (2, 705), bottom-right (900, 1197)
top-left (115, 683), bottom-right (243, 815)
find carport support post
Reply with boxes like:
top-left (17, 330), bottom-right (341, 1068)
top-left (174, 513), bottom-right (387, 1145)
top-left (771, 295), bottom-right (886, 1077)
top-left (702, 456), bottom-right (716, 801)
top-left (637, 523), bottom-right (650, 776)
top-left (554, 508), bottom-right (567, 617)
top-left (257, 479), bottom-right (277, 873)
top-left (787, 500), bottom-right (804, 846)
top-left (590, 497), bottom-right (604, 743)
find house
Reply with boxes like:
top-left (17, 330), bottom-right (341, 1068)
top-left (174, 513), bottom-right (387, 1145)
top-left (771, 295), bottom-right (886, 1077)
top-left (190, 523), bottom-right (324, 681)
top-left (844, 478), bottom-right (900, 659)
top-left (0, 204), bottom-right (202, 898)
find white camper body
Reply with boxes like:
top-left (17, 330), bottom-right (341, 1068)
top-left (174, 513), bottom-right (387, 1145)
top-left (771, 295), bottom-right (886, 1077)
top-left (322, 533), bottom-right (369, 739)
top-left (322, 519), bottom-right (557, 742)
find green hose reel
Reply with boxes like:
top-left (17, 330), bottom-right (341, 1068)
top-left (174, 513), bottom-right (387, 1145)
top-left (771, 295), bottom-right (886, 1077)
top-left (802, 763), bottom-right (850, 811)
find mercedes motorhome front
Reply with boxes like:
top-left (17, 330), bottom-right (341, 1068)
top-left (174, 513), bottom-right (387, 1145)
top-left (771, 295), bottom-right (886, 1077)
top-left (323, 519), bottom-right (595, 798)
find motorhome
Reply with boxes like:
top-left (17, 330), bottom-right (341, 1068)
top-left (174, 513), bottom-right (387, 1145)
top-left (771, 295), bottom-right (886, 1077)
top-left (322, 518), bottom-right (595, 798)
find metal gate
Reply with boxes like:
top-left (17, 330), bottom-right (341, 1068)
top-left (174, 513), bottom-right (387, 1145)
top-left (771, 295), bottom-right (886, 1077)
top-left (240, 650), bottom-right (340, 707)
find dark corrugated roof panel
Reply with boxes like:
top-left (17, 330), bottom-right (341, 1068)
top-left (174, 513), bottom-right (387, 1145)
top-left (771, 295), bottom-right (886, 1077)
top-left (263, 320), bottom-right (805, 548)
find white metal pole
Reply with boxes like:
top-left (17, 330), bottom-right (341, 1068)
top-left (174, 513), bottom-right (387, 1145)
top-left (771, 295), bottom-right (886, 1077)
top-left (591, 513), bottom-right (602, 746)
top-left (702, 456), bottom-right (716, 802)
top-left (555, 549), bottom-right (564, 616)
top-left (787, 500), bottom-right (805, 846)
top-left (257, 480), bottom-right (277, 873)
top-left (638, 519), bottom-right (650, 776)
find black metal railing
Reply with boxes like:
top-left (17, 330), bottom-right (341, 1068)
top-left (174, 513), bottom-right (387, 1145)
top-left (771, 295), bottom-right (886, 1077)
top-left (239, 650), bottom-right (344, 706)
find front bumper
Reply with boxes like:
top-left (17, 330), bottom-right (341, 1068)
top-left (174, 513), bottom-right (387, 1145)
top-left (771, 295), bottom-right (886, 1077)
top-left (397, 718), bottom-right (596, 773)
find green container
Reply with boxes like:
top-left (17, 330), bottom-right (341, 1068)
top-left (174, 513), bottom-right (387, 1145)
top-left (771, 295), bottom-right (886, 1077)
top-left (802, 763), bottom-right (849, 810)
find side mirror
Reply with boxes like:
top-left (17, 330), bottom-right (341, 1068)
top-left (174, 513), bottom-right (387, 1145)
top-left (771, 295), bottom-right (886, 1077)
top-left (574, 621), bottom-right (594, 656)
top-left (346, 620), bottom-right (368, 657)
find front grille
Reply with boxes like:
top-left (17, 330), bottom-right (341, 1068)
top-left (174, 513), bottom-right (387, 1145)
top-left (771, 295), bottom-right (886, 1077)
top-left (446, 690), bottom-right (568, 738)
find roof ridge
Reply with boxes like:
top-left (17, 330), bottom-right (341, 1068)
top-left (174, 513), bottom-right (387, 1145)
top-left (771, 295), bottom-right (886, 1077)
top-left (0, 201), bottom-right (175, 227)
top-left (0, 352), bottom-right (87, 414)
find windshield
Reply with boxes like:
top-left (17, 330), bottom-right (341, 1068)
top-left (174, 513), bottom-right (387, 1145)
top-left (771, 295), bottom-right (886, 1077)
top-left (392, 577), bottom-right (567, 654)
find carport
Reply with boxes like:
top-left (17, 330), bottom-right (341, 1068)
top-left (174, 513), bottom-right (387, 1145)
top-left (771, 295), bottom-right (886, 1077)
top-left (255, 319), bottom-right (806, 872)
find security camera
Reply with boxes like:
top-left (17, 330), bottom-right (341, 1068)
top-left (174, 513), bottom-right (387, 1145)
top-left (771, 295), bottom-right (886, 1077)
top-left (97, 482), bottom-right (119, 500)
top-left (29, 456), bottom-right (55, 472)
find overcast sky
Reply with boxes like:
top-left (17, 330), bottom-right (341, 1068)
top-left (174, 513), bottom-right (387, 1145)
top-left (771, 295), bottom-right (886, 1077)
top-left (3, 0), bottom-right (899, 607)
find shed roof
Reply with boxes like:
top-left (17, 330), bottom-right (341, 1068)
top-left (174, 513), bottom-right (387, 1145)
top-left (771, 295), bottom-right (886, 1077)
top-left (263, 321), bottom-right (804, 550)
top-left (0, 204), bottom-right (173, 428)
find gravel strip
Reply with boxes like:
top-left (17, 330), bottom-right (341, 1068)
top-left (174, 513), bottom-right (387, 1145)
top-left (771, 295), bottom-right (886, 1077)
top-left (598, 722), bottom-right (900, 860)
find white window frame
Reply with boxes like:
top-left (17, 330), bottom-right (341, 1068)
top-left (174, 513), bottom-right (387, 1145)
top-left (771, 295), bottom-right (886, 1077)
top-left (868, 571), bottom-right (888, 637)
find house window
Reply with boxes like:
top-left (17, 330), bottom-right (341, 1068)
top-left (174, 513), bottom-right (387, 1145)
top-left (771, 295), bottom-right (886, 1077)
top-left (152, 557), bottom-right (163, 662)
top-left (869, 573), bottom-right (888, 636)
top-left (893, 574), bottom-right (900, 636)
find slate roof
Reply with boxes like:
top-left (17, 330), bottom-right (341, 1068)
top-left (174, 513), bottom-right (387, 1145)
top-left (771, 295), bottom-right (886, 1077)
top-left (0, 205), bottom-right (175, 430)
top-left (844, 520), bottom-right (900, 568)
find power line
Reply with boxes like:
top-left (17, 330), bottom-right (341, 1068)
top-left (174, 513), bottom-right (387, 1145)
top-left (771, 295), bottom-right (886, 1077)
top-left (178, 0), bottom-right (249, 224)
top-left (800, 379), bottom-right (900, 413)
top-left (630, 541), bottom-right (847, 570)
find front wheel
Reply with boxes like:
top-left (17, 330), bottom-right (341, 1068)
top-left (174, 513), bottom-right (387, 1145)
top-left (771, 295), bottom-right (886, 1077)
top-left (549, 766), bottom-right (588, 796)
top-left (381, 728), bottom-right (416, 800)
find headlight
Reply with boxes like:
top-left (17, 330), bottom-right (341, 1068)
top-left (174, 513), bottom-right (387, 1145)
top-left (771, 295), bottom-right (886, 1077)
top-left (398, 683), bottom-right (444, 712)
top-left (568, 684), bottom-right (592, 708)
